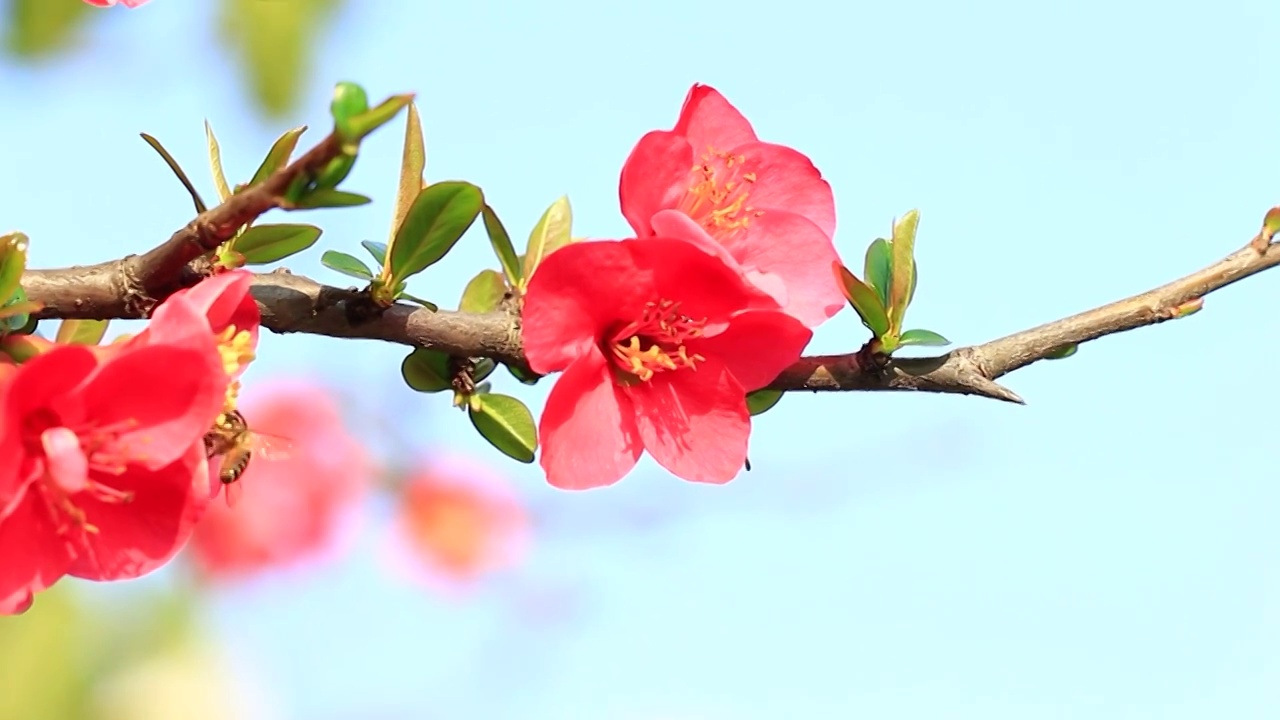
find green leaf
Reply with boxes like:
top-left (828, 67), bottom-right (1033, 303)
top-left (506, 362), bottom-right (542, 385)
top-left (888, 209), bottom-right (920, 333)
top-left (0, 287), bottom-right (36, 333)
top-left (388, 181), bottom-right (484, 281)
top-left (1264, 206), bottom-right (1280, 240)
top-left (139, 133), bottom-right (207, 214)
top-left (906, 259), bottom-right (919, 308)
top-left (522, 195), bottom-right (573, 283)
top-left (482, 205), bottom-right (522, 288)
top-left (203, 120), bottom-right (233, 203)
top-left (233, 223), bottom-right (322, 264)
top-left (294, 189), bottom-right (371, 209)
top-left (320, 250), bottom-right (373, 280)
top-left (342, 94), bottom-right (415, 144)
top-left (249, 125), bottom-right (307, 185)
top-left (863, 238), bottom-right (892, 310)
top-left (312, 153), bottom-right (357, 191)
top-left (468, 393), bottom-right (537, 463)
top-left (399, 293), bottom-right (438, 311)
top-left (746, 389), bottom-right (783, 416)
top-left (401, 347), bottom-right (452, 393)
top-left (897, 328), bottom-right (951, 347)
top-left (832, 262), bottom-right (890, 338)
top-left (55, 319), bottom-right (108, 346)
top-left (219, 0), bottom-right (343, 118)
top-left (361, 240), bottom-right (388, 267)
top-left (0, 232), bottom-right (29, 306)
top-left (4, 0), bottom-right (93, 58)
top-left (392, 102), bottom-right (426, 240)
top-left (473, 358), bottom-right (496, 383)
top-left (1045, 343), bottom-right (1078, 360)
top-left (459, 269), bottom-right (506, 314)
top-left (328, 81), bottom-right (369, 127)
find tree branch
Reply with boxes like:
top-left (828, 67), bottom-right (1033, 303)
top-left (16, 121), bottom-right (1280, 404)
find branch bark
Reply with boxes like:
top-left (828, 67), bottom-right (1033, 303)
top-left (16, 133), bottom-right (1280, 405)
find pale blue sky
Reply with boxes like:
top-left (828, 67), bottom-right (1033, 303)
top-left (2, 0), bottom-right (1278, 718)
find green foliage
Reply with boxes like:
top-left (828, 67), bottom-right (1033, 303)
top-left (1045, 343), bottom-right (1078, 360)
top-left (897, 328), bottom-right (951, 347)
top-left (386, 181), bottom-right (483, 282)
top-left (0, 232), bottom-right (29, 307)
top-left (294, 189), bottom-right (371, 209)
top-left (505, 363), bottom-right (542, 385)
top-left (55, 319), bottom-right (109, 346)
top-left (833, 262), bottom-right (890, 337)
top-left (887, 210), bottom-right (919, 333)
top-left (468, 392), bottom-right (538, 463)
top-left (320, 250), bottom-right (373, 281)
top-left (139, 133), bottom-right (208, 214)
top-left (863, 238), bottom-right (892, 310)
top-left (746, 388), bottom-right (784, 416)
top-left (401, 347), bottom-right (452, 393)
top-left (232, 223), bottom-right (323, 265)
top-left (204, 121), bottom-right (233, 202)
top-left (249, 126), bottom-right (307, 185)
top-left (522, 195), bottom-right (573, 286)
top-left (482, 204), bottom-right (522, 288)
top-left (219, 0), bottom-right (344, 118)
top-left (391, 102), bottom-right (426, 238)
top-left (3, 0), bottom-right (93, 58)
top-left (360, 240), bottom-right (388, 267)
top-left (459, 269), bottom-right (507, 314)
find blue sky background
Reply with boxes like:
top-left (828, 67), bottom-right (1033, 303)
top-left (1, 0), bottom-right (1278, 717)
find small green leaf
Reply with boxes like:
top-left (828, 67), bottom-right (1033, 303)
top-left (522, 195), bottom-right (573, 283)
top-left (294, 189), bottom-right (371, 209)
top-left (361, 240), bottom-right (388, 267)
top-left (1045, 343), bottom-right (1078, 360)
top-left (506, 363), bottom-right (542, 385)
top-left (233, 223), bottom-right (322, 264)
top-left (863, 238), bottom-right (892, 310)
top-left (0, 287), bottom-right (36, 332)
top-left (0, 232), bottom-right (29, 305)
top-left (392, 102), bottom-right (426, 240)
top-left (832, 262), bottom-right (890, 338)
top-left (897, 328), bottom-right (951, 347)
top-left (312, 153), bottom-right (356, 191)
top-left (139, 133), bottom-right (207, 214)
top-left (401, 347), bottom-right (452, 393)
top-left (1264, 207), bottom-right (1280, 240)
top-left (203, 120), bottom-right (233, 203)
top-left (399, 293), bottom-right (438, 311)
top-left (341, 94), bottom-right (415, 144)
top-left (746, 389), bottom-right (783, 416)
top-left (55, 319), bottom-right (108, 346)
top-left (459, 269), bottom-right (506, 314)
top-left (468, 393), bottom-right (537, 463)
top-left (473, 358), bottom-right (496, 383)
top-left (388, 181), bottom-right (484, 281)
top-left (329, 81), bottom-right (370, 129)
top-left (482, 205), bottom-right (522, 288)
top-left (249, 126), bottom-right (306, 185)
top-left (888, 209), bottom-right (920, 333)
top-left (320, 250), bottom-right (373, 280)
top-left (4, 0), bottom-right (94, 58)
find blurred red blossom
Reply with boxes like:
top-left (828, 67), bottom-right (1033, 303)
top-left (620, 83), bottom-right (843, 327)
top-left (522, 236), bottom-right (811, 489)
top-left (187, 380), bottom-right (370, 580)
top-left (382, 454), bottom-right (529, 596)
top-left (82, 0), bottom-right (152, 7)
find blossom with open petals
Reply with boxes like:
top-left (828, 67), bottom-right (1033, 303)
top-left (620, 83), bottom-right (843, 327)
top-left (522, 234), bottom-right (812, 489)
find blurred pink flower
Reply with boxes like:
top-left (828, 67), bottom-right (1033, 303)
top-left (382, 454), bottom-right (529, 597)
top-left (82, 0), bottom-right (152, 7)
top-left (187, 380), bottom-right (370, 580)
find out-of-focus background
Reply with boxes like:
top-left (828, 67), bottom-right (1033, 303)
top-left (1, 0), bottom-right (1278, 718)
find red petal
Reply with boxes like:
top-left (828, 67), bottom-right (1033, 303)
top-left (626, 355), bottom-right (749, 484)
top-left (537, 351), bottom-right (641, 490)
top-left (82, 344), bottom-right (226, 471)
top-left (0, 488), bottom-right (72, 614)
top-left (672, 84), bottom-right (758, 155)
top-left (688, 311), bottom-right (812, 391)
top-left (722, 211), bottom-right (845, 328)
top-left (178, 269), bottom-right (259, 335)
top-left (729, 140), bottom-right (836, 238)
top-left (618, 130), bottom-right (695, 237)
top-left (68, 442), bottom-right (211, 581)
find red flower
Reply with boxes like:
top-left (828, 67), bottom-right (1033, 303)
top-left (619, 83), bottom-right (844, 328)
top-left (0, 338), bottom-right (226, 614)
top-left (187, 381), bottom-right (370, 580)
top-left (521, 235), bottom-right (812, 490)
top-left (382, 454), bottom-right (529, 596)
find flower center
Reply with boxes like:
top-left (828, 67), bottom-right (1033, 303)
top-left (677, 146), bottom-right (765, 235)
top-left (607, 300), bottom-right (708, 383)
top-left (217, 325), bottom-right (255, 413)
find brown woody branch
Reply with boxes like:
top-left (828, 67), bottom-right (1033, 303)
top-left (16, 133), bottom-right (1280, 404)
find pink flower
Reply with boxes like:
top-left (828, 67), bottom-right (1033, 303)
top-left (521, 234), bottom-right (812, 489)
top-left (187, 381), bottom-right (370, 580)
top-left (82, 0), bottom-right (152, 7)
top-left (620, 83), bottom-right (844, 328)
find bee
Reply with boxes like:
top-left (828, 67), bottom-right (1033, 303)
top-left (203, 410), bottom-right (293, 506)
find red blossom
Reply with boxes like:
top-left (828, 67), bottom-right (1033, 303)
top-left (382, 455), bottom-right (529, 596)
top-left (619, 83), bottom-right (844, 328)
top-left (0, 338), bottom-right (226, 614)
top-left (187, 381), bottom-right (370, 580)
top-left (521, 235), bottom-right (812, 490)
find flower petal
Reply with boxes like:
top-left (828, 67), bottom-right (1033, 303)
top-left (619, 130), bottom-right (695, 237)
top-left (728, 140), bottom-right (836, 238)
top-left (0, 488), bottom-right (72, 614)
top-left (537, 351), bottom-right (641, 490)
top-left (688, 311), bottom-right (812, 391)
top-left (627, 355), bottom-right (749, 484)
top-left (722, 211), bottom-right (845, 327)
top-left (672, 84), bottom-right (759, 155)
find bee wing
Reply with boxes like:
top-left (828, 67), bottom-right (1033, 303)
top-left (245, 430), bottom-right (294, 461)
